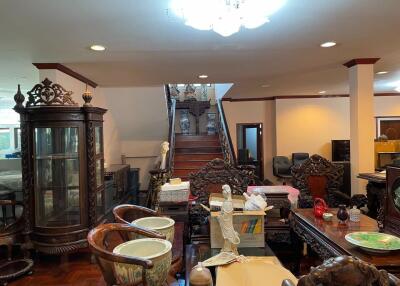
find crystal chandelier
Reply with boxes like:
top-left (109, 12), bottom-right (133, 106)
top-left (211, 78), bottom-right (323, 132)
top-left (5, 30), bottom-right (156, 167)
top-left (171, 0), bottom-right (286, 37)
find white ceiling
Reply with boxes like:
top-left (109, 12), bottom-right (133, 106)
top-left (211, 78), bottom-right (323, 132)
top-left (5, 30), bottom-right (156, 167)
top-left (1, 0), bottom-right (400, 99)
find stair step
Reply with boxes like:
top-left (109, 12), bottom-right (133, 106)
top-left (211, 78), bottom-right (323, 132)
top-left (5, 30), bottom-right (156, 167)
top-left (175, 140), bottom-right (220, 148)
top-left (173, 168), bottom-right (200, 177)
top-left (175, 146), bottom-right (222, 154)
top-left (176, 134), bottom-right (219, 142)
top-left (174, 153), bottom-right (223, 161)
top-left (174, 160), bottom-right (210, 168)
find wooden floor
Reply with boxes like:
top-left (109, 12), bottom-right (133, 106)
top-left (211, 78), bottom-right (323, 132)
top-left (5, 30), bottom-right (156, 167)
top-left (5, 242), bottom-right (316, 285)
top-left (8, 251), bottom-right (107, 286)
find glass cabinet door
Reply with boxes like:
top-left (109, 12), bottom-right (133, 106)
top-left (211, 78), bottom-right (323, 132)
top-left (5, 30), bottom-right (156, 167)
top-left (34, 127), bottom-right (80, 227)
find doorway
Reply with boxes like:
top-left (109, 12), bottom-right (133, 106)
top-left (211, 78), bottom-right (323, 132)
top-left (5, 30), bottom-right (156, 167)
top-left (236, 123), bottom-right (263, 180)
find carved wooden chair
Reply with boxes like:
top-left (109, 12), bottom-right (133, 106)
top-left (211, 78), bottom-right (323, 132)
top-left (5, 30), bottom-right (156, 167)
top-left (282, 256), bottom-right (399, 286)
top-left (188, 158), bottom-right (261, 241)
top-left (87, 223), bottom-right (166, 286)
top-left (291, 154), bottom-right (367, 208)
top-left (113, 204), bottom-right (184, 276)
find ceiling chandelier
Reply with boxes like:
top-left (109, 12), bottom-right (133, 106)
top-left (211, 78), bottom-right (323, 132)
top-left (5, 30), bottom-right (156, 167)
top-left (171, 0), bottom-right (286, 37)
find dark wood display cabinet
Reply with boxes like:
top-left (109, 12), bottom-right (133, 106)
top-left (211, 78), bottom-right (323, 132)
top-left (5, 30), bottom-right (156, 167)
top-left (13, 79), bottom-right (106, 255)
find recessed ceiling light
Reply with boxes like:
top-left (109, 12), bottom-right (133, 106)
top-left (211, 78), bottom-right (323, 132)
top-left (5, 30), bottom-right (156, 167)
top-left (261, 84), bottom-right (270, 88)
top-left (318, 90), bottom-right (327, 94)
top-left (90, 45), bottom-right (106, 51)
top-left (198, 74), bottom-right (208, 79)
top-left (320, 42), bottom-right (337, 48)
top-left (395, 86), bottom-right (400, 92)
top-left (376, 71), bottom-right (389, 75)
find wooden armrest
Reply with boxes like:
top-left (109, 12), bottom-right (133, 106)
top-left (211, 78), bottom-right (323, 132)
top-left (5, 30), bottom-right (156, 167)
top-left (113, 204), bottom-right (158, 224)
top-left (88, 223), bottom-right (166, 269)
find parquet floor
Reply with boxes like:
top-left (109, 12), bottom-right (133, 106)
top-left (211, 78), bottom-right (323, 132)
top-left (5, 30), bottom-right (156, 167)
top-left (8, 251), bottom-right (107, 286)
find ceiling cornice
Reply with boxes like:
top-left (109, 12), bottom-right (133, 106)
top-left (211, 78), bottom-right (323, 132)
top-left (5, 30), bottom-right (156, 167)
top-left (343, 58), bottom-right (380, 68)
top-left (32, 63), bottom-right (98, 88)
top-left (223, 92), bottom-right (400, 102)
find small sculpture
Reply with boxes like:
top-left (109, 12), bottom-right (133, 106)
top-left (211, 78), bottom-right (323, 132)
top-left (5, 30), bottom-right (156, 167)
top-left (218, 184), bottom-right (240, 255)
top-left (82, 84), bottom-right (92, 107)
top-left (160, 141), bottom-right (169, 170)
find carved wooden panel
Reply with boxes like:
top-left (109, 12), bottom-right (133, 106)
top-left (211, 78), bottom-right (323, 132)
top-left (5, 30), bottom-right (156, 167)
top-left (291, 154), bottom-right (344, 207)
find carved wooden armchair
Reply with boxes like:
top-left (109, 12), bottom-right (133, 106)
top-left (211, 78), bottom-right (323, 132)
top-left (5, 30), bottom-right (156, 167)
top-left (113, 204), bottom-right (184, 276)
top-left (282, 256), bottom-right (399, 286)
top-left (87, 223), bottom-right (166, 286)
top-left (188, 158), bottom-right (261, 241)
top-left (291, 154), bottom-right (367, 208)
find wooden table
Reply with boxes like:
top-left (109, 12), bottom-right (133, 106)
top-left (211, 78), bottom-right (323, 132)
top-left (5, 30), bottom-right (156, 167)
top-left (291, 208), bottom-right (400, 276)
top-left (185, 243), bottom-right (278, 286)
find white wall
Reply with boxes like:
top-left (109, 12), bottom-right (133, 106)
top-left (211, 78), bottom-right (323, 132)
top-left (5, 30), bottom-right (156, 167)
top-left (99, 87), bottom-right (168, 188)
top-left (223, 100), bottom-right (276, 182)
top-left (39, 70), bottom-right (123, 165)
top-left (374, 96), bottom-right (400, 117)
top-left (275, 97), bottom-right (350, 160)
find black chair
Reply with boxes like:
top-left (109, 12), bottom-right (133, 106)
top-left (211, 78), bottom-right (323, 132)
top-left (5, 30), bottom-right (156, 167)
top-left (273, 156), bottom-right (292, 183)
top-left (292, 153), bottom-right (309, 166)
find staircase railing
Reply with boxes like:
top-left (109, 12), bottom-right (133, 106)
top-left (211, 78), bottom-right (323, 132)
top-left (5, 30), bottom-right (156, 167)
top-left (146, 85), bottom-right (176, 208)
top-left (167, 98), bottom-right (176, 171)
top-left (216, 99), bottom-right (237, 165)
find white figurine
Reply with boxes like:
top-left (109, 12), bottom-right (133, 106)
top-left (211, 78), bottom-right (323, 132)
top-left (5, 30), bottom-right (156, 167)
top-left (160, 141), bottom-right (169, 170)
top-left (218, 184), bottom-right (240, 255)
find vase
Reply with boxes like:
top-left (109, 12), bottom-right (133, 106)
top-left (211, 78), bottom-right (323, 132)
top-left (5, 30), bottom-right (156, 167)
top-left (180, 110), bottom-right (190, 134)
top-left (337, 205), bottom-right (349, 224)
top-left (189, 262), bottom-right (213, 286)
top-left (206, 112), bottom-right (217, 135)
top-left (349, 206), bottom-right (361, 222)
top-left (132, 216), bottom-right (175, 244)
top-left (113, 238), bottom-right (172, 286)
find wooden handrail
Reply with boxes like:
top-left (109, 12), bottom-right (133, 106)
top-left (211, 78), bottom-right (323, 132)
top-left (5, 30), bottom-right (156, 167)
top-left (217, 99), bottom-right (237, 165)
top-left (166, 98), bottom-right (176, 170)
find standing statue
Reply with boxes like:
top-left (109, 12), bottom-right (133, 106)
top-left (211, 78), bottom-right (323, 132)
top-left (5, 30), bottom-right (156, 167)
top-left (218, 184), bottom-right (240, 255)
top-left (160, 141), bottom-right (169, 170)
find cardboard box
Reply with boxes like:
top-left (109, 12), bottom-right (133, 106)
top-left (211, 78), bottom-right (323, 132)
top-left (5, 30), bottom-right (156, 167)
top-left (209, 193), bottom-right (265, 248)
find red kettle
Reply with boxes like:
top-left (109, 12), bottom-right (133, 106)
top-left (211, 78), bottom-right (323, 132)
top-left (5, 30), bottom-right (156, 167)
top-left (313, 198), bottom-right (328, 218)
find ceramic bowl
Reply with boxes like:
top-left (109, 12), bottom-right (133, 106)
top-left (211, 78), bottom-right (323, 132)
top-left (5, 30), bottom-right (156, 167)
top-left (113, 238), bottom-right (172, 286)
top-left (132, 216), bottom-right (175, 244)
top-left (323, 212), bottom-right (333, 222)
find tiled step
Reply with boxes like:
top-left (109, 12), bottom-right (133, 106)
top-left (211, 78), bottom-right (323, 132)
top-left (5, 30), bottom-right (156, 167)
top-left (174, 153), bottom-right (223, 161)
top-left (175, 134), bottom-right (219, 142)
top-left (175, 146), bottom-right (222, 154)
top-left (175, 140), bottom-right (220, 148)
top-left (174, 160), bottom-right (210, 168)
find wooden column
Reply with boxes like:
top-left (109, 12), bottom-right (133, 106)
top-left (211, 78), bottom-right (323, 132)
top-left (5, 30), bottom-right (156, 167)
top-left (344, 58), bottom-right (379, 195)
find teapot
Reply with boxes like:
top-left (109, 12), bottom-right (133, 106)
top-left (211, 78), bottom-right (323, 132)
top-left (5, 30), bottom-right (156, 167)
top-left (313, 198), bottom-right (328, 218)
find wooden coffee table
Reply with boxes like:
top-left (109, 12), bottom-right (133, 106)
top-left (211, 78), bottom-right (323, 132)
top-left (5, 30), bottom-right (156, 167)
top-left (291, 208), bottom-right (400, 276)
top-left (185, 243), bottom-right (279, 286)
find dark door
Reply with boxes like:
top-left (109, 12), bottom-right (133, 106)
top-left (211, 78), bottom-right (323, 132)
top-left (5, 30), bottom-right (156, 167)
top-left (237, 123), bottom-right (263, 180)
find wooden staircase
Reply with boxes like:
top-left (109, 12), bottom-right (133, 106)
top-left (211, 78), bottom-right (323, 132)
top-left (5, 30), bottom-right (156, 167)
top-left (172, 134), bottom-right (223, 180)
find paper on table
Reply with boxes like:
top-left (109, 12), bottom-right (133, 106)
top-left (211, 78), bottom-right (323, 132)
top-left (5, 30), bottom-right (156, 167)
top-left (216, 257), bottom-right (297, 286)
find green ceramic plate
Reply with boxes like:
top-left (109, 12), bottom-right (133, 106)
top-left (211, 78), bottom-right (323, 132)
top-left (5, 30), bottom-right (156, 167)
top-left (345, 232), bottom-right (400, 253)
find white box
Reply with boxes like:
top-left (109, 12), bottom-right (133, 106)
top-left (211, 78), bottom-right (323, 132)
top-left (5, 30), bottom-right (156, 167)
top-left (159, 181), bottom-right (190, 202)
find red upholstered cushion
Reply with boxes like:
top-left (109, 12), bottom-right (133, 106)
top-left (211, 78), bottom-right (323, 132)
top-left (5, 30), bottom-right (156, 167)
top-left (307, 175), bottom-right (327, 199)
